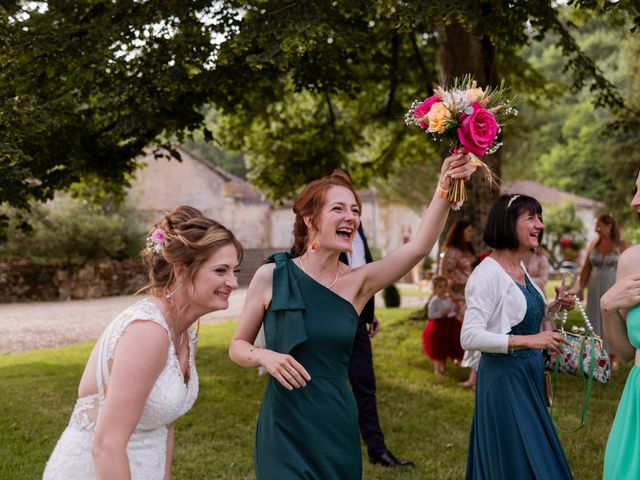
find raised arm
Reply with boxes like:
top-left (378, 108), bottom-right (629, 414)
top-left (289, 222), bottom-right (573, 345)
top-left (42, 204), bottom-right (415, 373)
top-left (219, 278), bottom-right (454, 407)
top-left (356, 153), bottom-right (473, 302)
top-left (229, 264), bottom-right (311, 390)
top-left (601, 246), bottom-right (640, 362)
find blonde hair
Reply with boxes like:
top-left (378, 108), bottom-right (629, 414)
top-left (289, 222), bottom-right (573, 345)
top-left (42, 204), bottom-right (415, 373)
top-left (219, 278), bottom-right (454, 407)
top-left (139, 205), bottom-right (243, 297)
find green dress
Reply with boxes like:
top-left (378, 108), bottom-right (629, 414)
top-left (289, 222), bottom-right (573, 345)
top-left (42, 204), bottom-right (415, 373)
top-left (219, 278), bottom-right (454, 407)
top-left (255, 253), bottom-right (362, 479)
top-left (604, 304), bottom-right (640, 479)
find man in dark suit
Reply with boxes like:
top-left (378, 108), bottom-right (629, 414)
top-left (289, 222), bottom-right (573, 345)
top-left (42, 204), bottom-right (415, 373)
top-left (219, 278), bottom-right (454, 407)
top-left (331, 168), bottom-right (414, 469)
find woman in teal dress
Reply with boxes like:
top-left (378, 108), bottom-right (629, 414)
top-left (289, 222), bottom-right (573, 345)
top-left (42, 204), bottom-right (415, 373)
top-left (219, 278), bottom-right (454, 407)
top-left (461, 194), bottom-right (576, 479)
top-left (229, 153), bottom-right (475, 479)
top-left (601, 169), bottom-right (640, 480)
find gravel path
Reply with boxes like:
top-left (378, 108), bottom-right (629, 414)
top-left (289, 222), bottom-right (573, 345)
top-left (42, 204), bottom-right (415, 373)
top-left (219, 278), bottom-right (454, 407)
top-left (0, 286), bottom-right (427, 354)
top-left (0, 290), bottom-right (248, 354)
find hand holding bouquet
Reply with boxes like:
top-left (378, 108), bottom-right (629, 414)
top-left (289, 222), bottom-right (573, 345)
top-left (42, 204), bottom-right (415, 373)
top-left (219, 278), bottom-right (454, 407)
top-left (405, 76), bottom-right (517, 209)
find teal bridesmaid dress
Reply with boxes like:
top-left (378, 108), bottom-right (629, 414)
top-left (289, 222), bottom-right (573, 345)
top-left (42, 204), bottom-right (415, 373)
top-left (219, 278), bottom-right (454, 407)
top-left (254, 253), bottom-right (362, 479)
top-left (604, 304), bottom-right (640, 479)
top-left (466, 276), bottom-right (573, 479)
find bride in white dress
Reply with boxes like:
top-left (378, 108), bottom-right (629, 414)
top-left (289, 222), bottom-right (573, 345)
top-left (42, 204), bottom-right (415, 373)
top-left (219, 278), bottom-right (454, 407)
top-left (43, 206), bottom-right (243, 480)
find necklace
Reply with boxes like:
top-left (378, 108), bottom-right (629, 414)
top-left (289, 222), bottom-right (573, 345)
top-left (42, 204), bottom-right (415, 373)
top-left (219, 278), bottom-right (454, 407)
top-left (298, 255), bottom-right (340, 289)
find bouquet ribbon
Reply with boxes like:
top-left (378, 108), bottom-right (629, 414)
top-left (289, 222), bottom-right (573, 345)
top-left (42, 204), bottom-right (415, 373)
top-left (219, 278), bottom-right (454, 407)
top-left (447, 151), bottom-right (500, 209)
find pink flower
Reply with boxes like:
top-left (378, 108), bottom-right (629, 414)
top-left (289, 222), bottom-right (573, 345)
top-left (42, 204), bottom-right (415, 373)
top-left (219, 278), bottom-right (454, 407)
top-left (150, 228), bottom-right (166, 244)
top-left (414, 95), bottom-right (441, 129)
top-left (456, 102), bottom-right (499, 157)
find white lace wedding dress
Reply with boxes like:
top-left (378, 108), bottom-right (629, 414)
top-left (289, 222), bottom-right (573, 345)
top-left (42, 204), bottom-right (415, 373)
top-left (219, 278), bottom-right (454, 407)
top-left (43, 298), bottom-right (199, 479)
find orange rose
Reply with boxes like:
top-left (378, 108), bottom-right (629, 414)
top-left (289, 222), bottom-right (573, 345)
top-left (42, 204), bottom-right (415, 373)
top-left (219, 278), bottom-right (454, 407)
top-left (427, 103), bottom-right (450, 133)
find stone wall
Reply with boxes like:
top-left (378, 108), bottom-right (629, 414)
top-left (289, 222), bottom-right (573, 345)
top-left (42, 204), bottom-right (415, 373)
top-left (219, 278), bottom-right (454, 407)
top-left (0, 248), bottom-right (275, 302)
top-left (0, 259), bottom-right (148, 303)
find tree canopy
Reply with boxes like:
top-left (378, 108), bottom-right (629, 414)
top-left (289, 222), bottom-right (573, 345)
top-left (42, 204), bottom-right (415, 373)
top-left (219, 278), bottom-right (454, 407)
top-left (1, 0), bottom-right (638, 233)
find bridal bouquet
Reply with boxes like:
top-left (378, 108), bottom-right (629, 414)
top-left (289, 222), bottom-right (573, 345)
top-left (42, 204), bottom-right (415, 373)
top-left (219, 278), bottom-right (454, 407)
top-left (404, 76), bottom-right (517, 209)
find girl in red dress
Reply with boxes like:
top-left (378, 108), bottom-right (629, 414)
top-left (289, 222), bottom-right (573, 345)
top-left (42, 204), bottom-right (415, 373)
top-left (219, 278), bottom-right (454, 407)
top-left (422, 276), bottom-right (464, 375)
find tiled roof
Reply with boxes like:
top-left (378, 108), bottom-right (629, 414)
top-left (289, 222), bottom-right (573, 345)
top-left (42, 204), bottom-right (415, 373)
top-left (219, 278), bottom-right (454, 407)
top-left (501, 179), bottom-right (603, 209)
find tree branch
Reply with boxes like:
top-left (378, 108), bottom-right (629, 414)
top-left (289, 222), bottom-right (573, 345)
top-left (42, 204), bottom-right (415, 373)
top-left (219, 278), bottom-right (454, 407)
top-left (410, 33), bottom-right (430, 92)
top-left (385, 31), bottom-right (400, 116)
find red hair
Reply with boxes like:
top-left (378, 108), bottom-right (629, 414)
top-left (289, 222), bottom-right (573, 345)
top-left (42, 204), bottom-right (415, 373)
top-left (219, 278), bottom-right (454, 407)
top-left (291, 176), bottom-right (361, 255)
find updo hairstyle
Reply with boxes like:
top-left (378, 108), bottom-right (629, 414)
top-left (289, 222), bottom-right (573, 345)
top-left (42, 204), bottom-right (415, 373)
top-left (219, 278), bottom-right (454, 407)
top-left (140, 205), bottom-right (243, 297)
top-left (291, 175), bottom-right (361, 256)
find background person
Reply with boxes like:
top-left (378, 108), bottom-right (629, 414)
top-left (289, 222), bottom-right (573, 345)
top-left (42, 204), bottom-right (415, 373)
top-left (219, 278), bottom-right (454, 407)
top-left (330, 168), bottom-right (414, 468)
top-left (229, 154), bottom-right (473, 479)
top-left (422, 275), bottom-right (464, 375)
top-left (44, 206), bottom-right (243, 480)
top-left (579, 213), bottom-right (629, 369)
top-left (439, 220), bottom-right (478, 388)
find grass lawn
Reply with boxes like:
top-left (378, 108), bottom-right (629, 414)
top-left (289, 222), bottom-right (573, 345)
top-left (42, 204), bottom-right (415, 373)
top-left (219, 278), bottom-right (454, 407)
top-left (1, 308), bottom-right (626, 479)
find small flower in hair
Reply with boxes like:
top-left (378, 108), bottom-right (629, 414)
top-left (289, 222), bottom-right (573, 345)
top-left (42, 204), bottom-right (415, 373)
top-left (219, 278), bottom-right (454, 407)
top-left (146, 228), bottom-right (166, 254)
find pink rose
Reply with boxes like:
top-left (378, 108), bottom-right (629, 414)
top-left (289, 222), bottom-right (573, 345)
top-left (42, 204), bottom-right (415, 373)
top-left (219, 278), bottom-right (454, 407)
top-left (456, 102), bottom-right (499, 157)
top-left (414, 95), bottom-right (441, 129)
top-left (150, 228), bottom-right (166, 244)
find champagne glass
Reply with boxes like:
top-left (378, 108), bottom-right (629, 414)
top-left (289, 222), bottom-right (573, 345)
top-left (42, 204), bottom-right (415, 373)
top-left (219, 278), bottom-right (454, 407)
top-left (550, 271), bottom-right (578, 321)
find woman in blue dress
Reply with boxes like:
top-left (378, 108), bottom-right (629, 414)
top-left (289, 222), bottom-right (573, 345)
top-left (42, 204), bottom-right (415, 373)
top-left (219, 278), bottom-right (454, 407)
top-left (461, 193), bottom-right (575, 480)
top-left (601, 169), bottom-right (640, 479)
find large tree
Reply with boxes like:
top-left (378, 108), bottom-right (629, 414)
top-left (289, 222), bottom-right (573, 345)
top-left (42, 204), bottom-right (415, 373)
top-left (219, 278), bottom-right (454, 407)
top-left (209, 0), bottom-right (638, 238)
top-left (1, 1), bottom-right (638, 235)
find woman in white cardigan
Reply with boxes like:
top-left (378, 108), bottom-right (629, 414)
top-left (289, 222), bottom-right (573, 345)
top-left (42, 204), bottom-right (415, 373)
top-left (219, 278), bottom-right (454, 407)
top-left (461, 193), bottom-right (575, 480)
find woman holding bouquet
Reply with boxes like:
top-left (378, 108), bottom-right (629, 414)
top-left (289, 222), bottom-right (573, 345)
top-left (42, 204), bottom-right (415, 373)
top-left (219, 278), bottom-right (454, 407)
top-left (230, 153), bottom-right (474, 479)
top-left (461, 194), bottom-right (575, 480)
top-left (601, 169), bottom-right (640, 480)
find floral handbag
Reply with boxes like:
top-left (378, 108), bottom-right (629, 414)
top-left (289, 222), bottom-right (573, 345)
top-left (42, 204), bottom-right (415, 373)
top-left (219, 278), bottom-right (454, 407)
top-left (543, 292), bottom-right (610, 432)
top-left (543, 329), bottom-right (611, 384)
top-left (543, 271), bottom-right (611, 384)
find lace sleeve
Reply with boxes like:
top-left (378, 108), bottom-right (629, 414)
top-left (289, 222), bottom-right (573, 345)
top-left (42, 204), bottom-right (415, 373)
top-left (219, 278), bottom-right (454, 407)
top-left (105, 299), bottom-right (170, 361)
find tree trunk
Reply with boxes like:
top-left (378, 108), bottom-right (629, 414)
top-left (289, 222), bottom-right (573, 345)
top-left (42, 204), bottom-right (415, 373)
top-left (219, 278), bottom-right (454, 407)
top-left (436, 18), bottom-right (502, 255)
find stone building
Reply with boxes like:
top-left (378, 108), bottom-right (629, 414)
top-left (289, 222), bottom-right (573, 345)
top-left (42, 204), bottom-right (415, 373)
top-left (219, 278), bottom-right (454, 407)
top-left (128, 146), bottom-right (424, 285)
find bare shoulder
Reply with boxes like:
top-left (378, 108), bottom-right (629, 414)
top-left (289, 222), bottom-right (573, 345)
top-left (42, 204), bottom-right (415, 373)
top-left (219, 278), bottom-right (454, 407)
top-left (619, 245), bottom-right (640, 274)
top-left (252, 263), bottom-right (276, 286)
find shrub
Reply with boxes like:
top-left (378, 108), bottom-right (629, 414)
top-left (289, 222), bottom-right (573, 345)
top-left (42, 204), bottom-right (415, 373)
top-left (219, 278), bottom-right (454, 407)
top-left (382, 283), bottom-right (401, 308)
top-left (422, 255), bottom-right (434, 272)
top-left (0, 195), bottom-right (147, 264)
